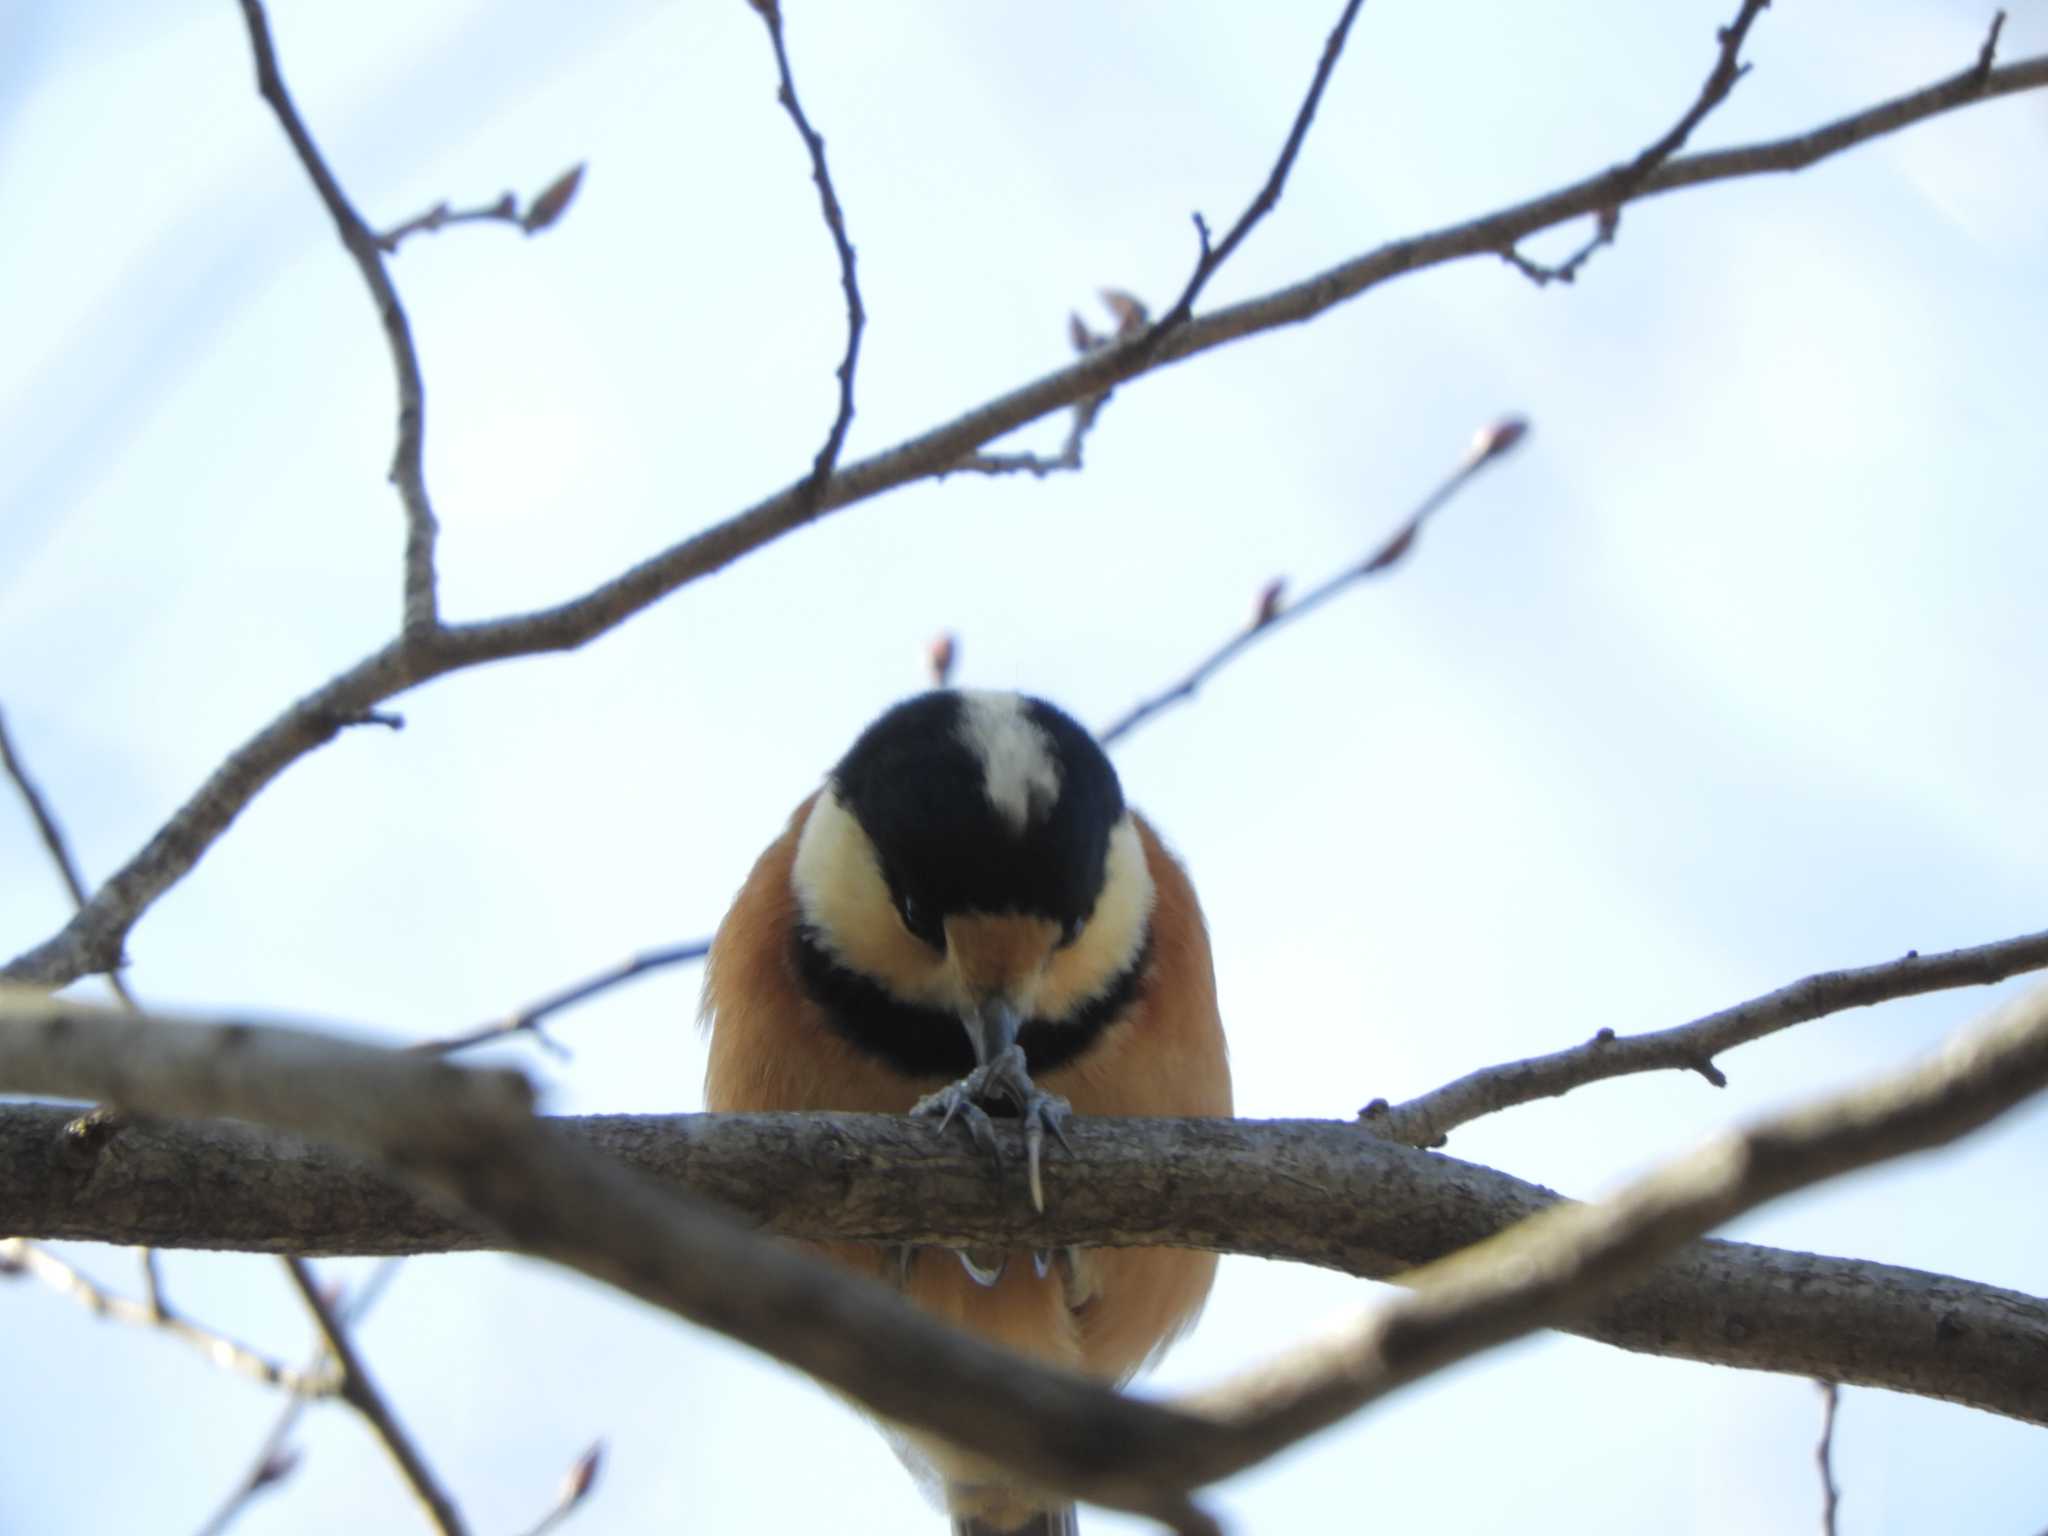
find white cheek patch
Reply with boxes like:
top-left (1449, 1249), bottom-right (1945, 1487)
top-left (956, 690), bottom-right (1062, 833)
top-left (1041, 815), bottom-right (1154, 1020)
top-left (791, 789), bottom-right (961, 1008)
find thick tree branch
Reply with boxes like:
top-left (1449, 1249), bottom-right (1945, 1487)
top-left (8, 37), bottom-right (2044, 995)
top-left (5, 1103), bottom-right (2046, 1428)
top-left (5, 986), bottom-right (2047, 1521)
top-left (1170, 980), bottom-right (2048, 1480)
top-left (0, 995), bottom-right (1226, 1531)
top-left (1361, 924), bottom-right (2048, 1146)
top-left (238, 0), bottom-right (440, 637)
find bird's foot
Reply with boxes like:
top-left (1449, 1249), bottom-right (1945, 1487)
top-left (913, 1043), bottom-right (1073, 1212)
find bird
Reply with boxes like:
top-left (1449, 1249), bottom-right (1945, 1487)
top-left (702, 688), bottom-right (1232, 1535)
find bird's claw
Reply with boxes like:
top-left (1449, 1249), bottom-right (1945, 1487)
top-left (913, 1043), bottom-right (1072, 1213)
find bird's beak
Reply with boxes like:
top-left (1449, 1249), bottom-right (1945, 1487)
top-left (942, 912), bottom-right (1061, 1063)
top-left (966, 998), bottom-right (1022, 1068)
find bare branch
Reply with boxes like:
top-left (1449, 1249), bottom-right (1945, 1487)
top-left (424, 940), bottom-right (712, 1057)
top-left (7, 983), bottom-right (2048, 1515)
top-left (1097, 417), bottom-right (1527, 746)
top-left (1150, 0), bottom-right (1369, 339)
top-left (8, 1098), bottom-right (2044, 1426)
top-left (1502, 0), bottom-right (1768, 283)
top-left (1976, 9), bottom-right (2008, 78)
top-left (10, 43), bottom-right (2047, 992)
top-left (0, 1238), bottom-right (339, 1398)
top-left (3, 704), bottom-right (446, 1530)
top-left (0, 706), bottom-right (92, 911)
top-left (747, 0), bottom-right (865, 513)
top-left (283, 1256), bottom-right (468, 1536)
top-left (1501, 205), bottom-right (1621, 286)
top-left (1172, 980), bottom-right (2048, 1483)
top-left (0, 994), bottom-right (1228, 1531)
top-left (950, 291), bottom-right (1145, 478)
top-left (1816, 1381), bottom-right (1842, 1536)
top-left (237, 0), bottom-right (439, 637)
top-left (195, 1262), bottom-right (402, 1536)
top-left (0, 706), bottom-right (140, 1010)
top-left (376, 164), bottom-right (587, 252)
top-left (1361, 924), bottom-right (2048, 1146)
top-left (1613, 0), bottom-right (1769, 189)
top-left (947, 389), bottom-right (1107, 480)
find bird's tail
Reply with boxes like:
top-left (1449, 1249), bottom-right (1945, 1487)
top-left (953, 1507), bottom-right (1078, 1536)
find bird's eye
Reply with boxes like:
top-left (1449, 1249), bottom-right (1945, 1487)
top-left (1057, 917), bottom-right (1084, 949)
top-left (897, 895), bottom-right (943, 950)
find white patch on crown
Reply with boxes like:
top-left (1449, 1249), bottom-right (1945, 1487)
top-left (954, 690), bottom-right (1062, 834)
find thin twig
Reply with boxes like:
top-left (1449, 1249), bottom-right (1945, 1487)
top-left (748, 0), bottom-right (864, 514)
top-left (1502, 0), bottom-right (1767, 283)
top-left (425, 940), bottom-right (712, 1056)
top-left (516, 1442), bottom-right (605, 1536)
top-left (1501, 206), bottom-right (1621, 286)
top-left (949, 292), bottom-right (1147, 478)
top-left (1612, 0), bottom-right (1770, 188)
top-left (0, 706), bottom-right (93, 910)
top-left (1150, 0), bottom-right (1370, 340)
top-left (10, 41), bottom-right (2048, 993)
top-left (1976, 10), bottom-right (2008, 78)
top-left (237, 0), bottom-right (440, 638)
top-left (948, 390), bottom-right (1107, 479)
top-left (0, 707), bottom-right (139, 1009)
top-left (194, 1261), bottom-right (403, 1536)
top-left (1361, 924), bottom-right (2048, 1146)
top-left (0, 1238), bottom-right (339, 1397)
top-left (377, 164), bottom-right (586, 252)
top-left (1816, 1381), bottom-right (1842, 1536)
top-left (282, 1256), bottom-right (468, 1536)
top-left (1097, 417), bottom-right (1527, 746)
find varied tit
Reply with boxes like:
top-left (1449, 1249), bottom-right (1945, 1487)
top-left (703, 689), bottom-right (1231, 1535)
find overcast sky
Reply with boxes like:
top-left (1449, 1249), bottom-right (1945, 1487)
top-left (4, 2), bottom-right (2046, 1533)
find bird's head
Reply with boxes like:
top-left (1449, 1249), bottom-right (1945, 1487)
top-left (790, 690), bottom-right (1154, 1072)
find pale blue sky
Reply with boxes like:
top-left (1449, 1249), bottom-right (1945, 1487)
top-left (4, 2), bottom-right (2046, 1532)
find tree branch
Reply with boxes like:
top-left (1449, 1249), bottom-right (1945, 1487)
top-left (282, 1256), bottom-right (468, 1536)
top-left (747, 0), bottom-right (865, 514)
top-left (0, 1237), bottom-right (338, 1398)
top-left (0, 994), bottom-right (1225, 1532)
top-left (422, 940), bottom-right (711, 1058)
top-left (1816, 1380), bottom-right (1843, 1536)
top-left (0, 706), bottom-right (139, 1010)
top-left (4, 1099), bottom-right (2045, 1427)
top-left (1170, 979), bottom-right (2048, 1482)
top-left (194, 1261), bottom-right (403, 1536)
top-left (1097, 417), bottom-right (1526, 746)
top-left (1361, 924), bottom-right (2048, 1146)
top-left (1150, 0), bottom-right (1369, 339)
top-left (5, 985), bottom-right (2047, 1518)
top-left (377, 163), bottom-right (587, 251)
top-left (9, 38), bottom-right (2044, 993)
top-left (237, 0), bottom-right (440, 638)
